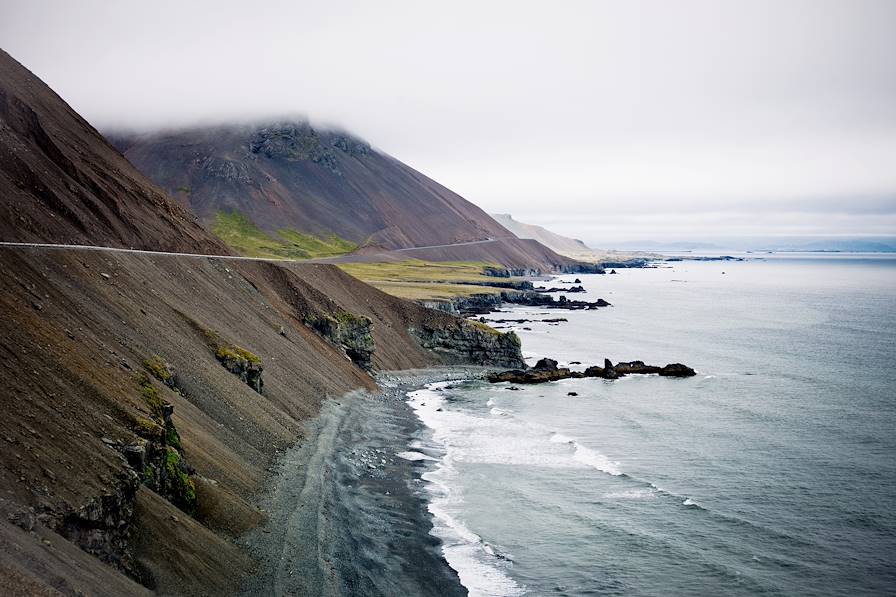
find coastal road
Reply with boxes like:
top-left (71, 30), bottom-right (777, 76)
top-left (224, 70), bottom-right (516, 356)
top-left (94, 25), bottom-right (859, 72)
top-left (0, 238), bottom-right (519, 262)
top-left (0, 241), bottom-right (309, 263)
top-left (391, 236), bottom-right (516, 252)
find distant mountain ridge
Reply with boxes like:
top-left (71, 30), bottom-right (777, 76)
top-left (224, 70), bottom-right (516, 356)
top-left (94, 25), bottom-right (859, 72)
top-left (491, 213), bottom-right (592, 255)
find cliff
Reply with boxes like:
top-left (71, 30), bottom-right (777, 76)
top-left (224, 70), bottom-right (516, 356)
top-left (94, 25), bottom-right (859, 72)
top-left (0, 49), bottom-right (523, 595)
top-left (0, 246), bottom-right (522, 595)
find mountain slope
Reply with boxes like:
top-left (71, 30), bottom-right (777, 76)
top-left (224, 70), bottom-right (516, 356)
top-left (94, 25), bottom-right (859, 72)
top-left (490, 213), bottom-right (658, 266)
top-left (491, 213), bottom-right (592, 255)
top-left (0, 51), bottom-right (524, 595)
top-left (0, 49), bottom-right (228, 254)
top-left (113, 122), bottom-right (516, 251)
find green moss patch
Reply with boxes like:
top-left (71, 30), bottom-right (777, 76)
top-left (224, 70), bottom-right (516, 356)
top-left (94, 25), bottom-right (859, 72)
top-left (143, 355), bottom-right (173, 385)
top-left (164, 447), bottom-right (197, 515)
top-left (467, 319), bottom-right (502, 336)
top-left (212, 211), bottom-right (356, 259)
top-left (214, 343), bottom-right (262, 366)
top-left (137, 374), bottom-right (167, 419)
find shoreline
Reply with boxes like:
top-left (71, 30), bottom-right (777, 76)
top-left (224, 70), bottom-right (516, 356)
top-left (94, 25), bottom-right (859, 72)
top-left (240, 367), bottom-right (488, 597)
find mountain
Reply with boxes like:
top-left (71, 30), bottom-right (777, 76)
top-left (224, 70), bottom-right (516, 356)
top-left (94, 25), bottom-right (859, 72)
top-left (0, 50), bottom-right (523, 595)
top-left (112, 122), bottom-right (584, 272)
top-left (0, 50), bottom-right (227, 254)
top-left (113, 123), bottom-right (518, 251)
top-left (490, 213), bottom-right (658, 266)
top-left (491, 213), bottom-right (592, 255)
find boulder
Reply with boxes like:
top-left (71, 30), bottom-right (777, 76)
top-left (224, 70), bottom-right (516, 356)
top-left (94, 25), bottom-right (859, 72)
top-left (614, 361), bottom-right (661, 375)
top-left (533, 357), bottom-right (558, 370)
top-left (659, 363), bottom-right (697, 377)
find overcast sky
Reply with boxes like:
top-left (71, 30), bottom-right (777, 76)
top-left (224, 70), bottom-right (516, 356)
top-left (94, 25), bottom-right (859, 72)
top-left (2, 0), bottom-right (895, 245)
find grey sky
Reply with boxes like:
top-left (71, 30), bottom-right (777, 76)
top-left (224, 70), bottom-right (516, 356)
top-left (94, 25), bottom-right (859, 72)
top-left (2, 0), bottom-right (895, 244)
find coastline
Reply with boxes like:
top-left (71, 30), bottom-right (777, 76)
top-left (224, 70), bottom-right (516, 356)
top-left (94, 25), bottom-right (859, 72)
top-left (240, 367), bottom-right (488, 597)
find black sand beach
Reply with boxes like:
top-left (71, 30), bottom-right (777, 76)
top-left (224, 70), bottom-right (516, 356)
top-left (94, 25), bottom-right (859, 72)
top-left (241, 369), bottom-right (485, 597)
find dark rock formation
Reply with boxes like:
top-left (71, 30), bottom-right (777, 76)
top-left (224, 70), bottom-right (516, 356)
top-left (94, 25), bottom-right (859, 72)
top-left (478, 317), bottom-right (569, 324)
top-left (215, 344), bottom-right (264, 393)
top-left (248, 123), bottom-right (341, 175)
top-left (306, 311), bottom-right (375, 370)
top-left (563, 264), bottom-right (606, 274)
top-left (411, 321), bottom-right (525, 368)
top-left (613, 360), bottom-right (661, 374)
top-left (55, 472), bottom-right (141, 574)
top-left (503, 292), bottom-right (611, 310)
top-left (534, 285), bottom-right (586, 293)
top-left (610, 269), bottom-right (618, 274)
top-left (488, 357), bottom-right (572, 383)
top-left (489, 357), bottom-right (697, 384)
top-left (658, 363), bottom-right (697, 377)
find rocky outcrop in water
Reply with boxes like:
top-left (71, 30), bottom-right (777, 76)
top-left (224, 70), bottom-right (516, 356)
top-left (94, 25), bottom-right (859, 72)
top-left (503, 292), bottom-right (611, 310)
top-left (411, 320), bottom-right (525, 368)
top-left (306, 311), bottom-right (376, 370)
top-left (422, 288), bottom-right (611, 316)
top-left (534, 285), bottom-right (586, 293)
top-left (488, 358), bottom-right (696, 384)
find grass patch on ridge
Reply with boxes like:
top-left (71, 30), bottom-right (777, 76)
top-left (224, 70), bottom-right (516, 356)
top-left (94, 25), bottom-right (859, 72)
top-left (212, 211), bottom-right (356, 259)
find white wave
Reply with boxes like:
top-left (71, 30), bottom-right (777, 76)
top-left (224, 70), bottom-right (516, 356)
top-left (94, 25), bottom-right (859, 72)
top-left (409, 384), bottom-right (527, 597)
top-left (703, 375), bottom-right (716, 379)
top-left (682, 498), bottom-right (699, 507)
top-left (572, 445), bottom-right (623, 476)
top-left (549, 433), bottom-right (623, 476)
top-left (396, 451), bottom-right (437, 462)
top-left (489, 408), bottom-right (512, 416)
top-left (485, 399), bottom-right (495, 407)
top-left (602, 488), bottom-right (655, 500)
top-left (549, 433), bottom-right (575, 445)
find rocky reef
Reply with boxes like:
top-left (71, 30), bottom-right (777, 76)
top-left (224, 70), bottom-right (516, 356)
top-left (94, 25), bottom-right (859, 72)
top-left (534, 284), bottom-right (586, 293)
top-left (305, 311), bottom-right (376, 370)
top-left (488, 357), bottom-right (696, 384)
top-left (426, 290), bottom-right (612, 316)
top-left (503, 292), bottom-right (611, 310)
top-left (410, 320), bottom-right (525, 368)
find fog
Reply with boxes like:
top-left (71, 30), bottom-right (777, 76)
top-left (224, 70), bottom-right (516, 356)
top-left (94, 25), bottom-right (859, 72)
top-left (2, 0), bottom-right (894, 244)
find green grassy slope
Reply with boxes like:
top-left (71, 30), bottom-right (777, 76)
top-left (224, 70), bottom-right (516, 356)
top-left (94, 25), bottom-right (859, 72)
top-left (212, 211), bottom-right (356, 259)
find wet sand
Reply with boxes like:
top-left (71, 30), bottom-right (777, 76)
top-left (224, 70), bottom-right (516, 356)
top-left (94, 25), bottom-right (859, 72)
top-left (241, 368), bottom-right (486, 597)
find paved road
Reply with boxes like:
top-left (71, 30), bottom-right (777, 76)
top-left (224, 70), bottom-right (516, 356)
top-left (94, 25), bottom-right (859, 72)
top-left (391, 236), bottom-right (515, 252)
top-left (0, 241), bottom-right (310, 263)
top-left (0, 238), bottom-right (519, 261)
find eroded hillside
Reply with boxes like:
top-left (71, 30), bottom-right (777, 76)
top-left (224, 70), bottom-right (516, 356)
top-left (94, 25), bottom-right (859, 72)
top-left (0, 246), bottom-right (522, 595)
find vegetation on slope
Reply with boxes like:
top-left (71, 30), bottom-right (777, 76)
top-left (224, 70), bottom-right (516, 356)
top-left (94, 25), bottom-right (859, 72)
top-left (212, 211), bottom-right (356, 259)
top-left (337, 259), bottom-right (514, 300)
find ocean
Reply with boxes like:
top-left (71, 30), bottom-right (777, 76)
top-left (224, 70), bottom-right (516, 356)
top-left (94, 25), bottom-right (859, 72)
top-left (404, 253), bottom-right (896, 596)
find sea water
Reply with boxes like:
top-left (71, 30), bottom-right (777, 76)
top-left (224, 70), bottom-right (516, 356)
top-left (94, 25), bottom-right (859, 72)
top-left (407, 254), bottom-right (896, 596)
